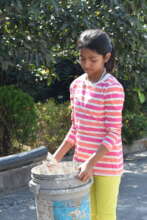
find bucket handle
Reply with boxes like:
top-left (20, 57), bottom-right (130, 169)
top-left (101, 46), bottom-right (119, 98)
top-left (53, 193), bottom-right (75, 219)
top-left (29, 180), bottom-right (40, 195)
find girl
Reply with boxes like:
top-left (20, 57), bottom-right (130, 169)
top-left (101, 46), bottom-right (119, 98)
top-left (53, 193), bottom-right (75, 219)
top-left (52, 29), bottom-right (125, 220)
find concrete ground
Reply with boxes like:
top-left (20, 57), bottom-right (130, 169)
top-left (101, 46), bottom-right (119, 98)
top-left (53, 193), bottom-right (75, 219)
top-left (0, 151), bottom-right (147, 220)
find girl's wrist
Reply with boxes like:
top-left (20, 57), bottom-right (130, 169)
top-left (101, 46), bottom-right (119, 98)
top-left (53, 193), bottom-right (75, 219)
top-left (86, 145), bottom-right (108, 167)
top-left (86, 156), bottom-right (96, 168)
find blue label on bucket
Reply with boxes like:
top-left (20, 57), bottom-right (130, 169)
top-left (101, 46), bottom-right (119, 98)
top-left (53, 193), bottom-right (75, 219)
top-left (53, 195), bottom-right (90, 220)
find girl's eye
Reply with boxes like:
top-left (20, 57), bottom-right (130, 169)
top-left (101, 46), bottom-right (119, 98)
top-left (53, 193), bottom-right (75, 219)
top-left (79, 58), bottom-right (97, 62)
top-left (79, 58), bottom-right (85, 62)
top-left (79, 57), bottom-right (98, 63)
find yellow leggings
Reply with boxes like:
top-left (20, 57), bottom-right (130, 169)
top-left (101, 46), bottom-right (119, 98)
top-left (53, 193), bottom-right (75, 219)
top-left (90, 176), bottom-right (121, 220)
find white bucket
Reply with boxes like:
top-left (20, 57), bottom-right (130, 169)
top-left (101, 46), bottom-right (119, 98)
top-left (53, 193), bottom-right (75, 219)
top-left (29, 161), bottom-right (93, 220)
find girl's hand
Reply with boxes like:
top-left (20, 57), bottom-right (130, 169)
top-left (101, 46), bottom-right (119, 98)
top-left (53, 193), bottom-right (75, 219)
top-left (78, 161), bottom-right (93, 182)
top-left (46, 152), bottom-right (58, 167)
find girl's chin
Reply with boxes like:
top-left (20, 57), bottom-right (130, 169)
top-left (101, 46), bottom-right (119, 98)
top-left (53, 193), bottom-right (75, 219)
top-left (86, 71), bottom-right (94, 75)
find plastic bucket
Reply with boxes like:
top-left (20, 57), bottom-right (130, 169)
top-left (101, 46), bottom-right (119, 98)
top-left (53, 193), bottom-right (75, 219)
top-left (29, 161), bottom-right (93, 220)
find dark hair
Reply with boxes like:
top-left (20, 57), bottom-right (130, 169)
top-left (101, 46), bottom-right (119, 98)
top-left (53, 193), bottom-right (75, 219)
top-left (77, 29), bottom-right (115, 73)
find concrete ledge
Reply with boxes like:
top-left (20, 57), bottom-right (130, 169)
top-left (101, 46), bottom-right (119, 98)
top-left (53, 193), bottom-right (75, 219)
top-left (0, 146), bottom-right (48, 193)
top-left (0, 146), bottom-right (48, 171)
top-left (0, 162), bottom-right (40, 194)
top-left (123, 138), bottom-right (147, 156)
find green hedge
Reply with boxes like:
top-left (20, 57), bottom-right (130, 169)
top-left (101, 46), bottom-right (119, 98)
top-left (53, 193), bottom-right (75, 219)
top-left (0, 86), bottom-right (37, 155)
top-left (35, 99), bottom-right (71, 154)
top-left (33, 99), bottom-right (147, 153)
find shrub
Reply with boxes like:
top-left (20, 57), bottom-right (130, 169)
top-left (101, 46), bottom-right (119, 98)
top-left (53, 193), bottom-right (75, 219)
top-left (123, 111), bottom-right (147, 145)
top-left (0, 85), bottom-right (37, 155)
top-left (35, 99), bottom-right (71, 154)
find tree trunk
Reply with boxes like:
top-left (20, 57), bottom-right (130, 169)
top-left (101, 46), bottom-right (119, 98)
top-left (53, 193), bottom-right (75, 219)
top-left (2, 126), bottom-right (11, 155)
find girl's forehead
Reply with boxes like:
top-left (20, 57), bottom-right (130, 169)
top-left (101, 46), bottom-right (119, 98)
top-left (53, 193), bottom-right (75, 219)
top-left (79, 48), bottom-right (101, 57)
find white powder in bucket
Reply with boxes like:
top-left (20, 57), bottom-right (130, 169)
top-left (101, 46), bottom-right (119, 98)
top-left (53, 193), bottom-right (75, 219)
top-left (34, 153), bottom-right (81, 176)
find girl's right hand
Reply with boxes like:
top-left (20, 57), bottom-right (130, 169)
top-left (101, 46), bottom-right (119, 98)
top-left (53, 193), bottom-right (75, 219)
top-left (46, 152), bottom-right (58, 167)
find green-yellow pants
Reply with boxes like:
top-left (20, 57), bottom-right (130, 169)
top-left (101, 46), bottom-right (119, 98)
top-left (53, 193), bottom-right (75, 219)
top-left (90, 176), bottom-right (121, 220)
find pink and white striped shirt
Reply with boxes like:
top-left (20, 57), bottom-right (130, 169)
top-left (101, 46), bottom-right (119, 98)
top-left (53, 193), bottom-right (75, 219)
top-left (65, 73), bottom-right (125, 176)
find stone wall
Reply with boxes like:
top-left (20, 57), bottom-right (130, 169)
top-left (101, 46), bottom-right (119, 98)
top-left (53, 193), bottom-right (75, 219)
top-left (0, 146), bottom-right (48, 193)
top-left (123, 138), bottom-right (147, 156)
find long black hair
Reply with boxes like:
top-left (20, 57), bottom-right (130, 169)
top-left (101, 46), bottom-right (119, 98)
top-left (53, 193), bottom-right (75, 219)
top-left (77, 29), bottom-right (115, 73)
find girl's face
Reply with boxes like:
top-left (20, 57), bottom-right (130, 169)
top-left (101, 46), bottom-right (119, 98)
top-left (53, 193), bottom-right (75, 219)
top-left (79, 48), bottom-right (110, 78)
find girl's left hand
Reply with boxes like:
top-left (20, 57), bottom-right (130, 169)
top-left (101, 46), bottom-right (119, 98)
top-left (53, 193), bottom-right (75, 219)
top-left (78, 162), bottom-right (93, 182)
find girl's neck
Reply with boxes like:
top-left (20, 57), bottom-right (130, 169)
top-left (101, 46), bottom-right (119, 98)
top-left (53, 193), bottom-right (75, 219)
top-left (86, 69), bottom-right (106, 83)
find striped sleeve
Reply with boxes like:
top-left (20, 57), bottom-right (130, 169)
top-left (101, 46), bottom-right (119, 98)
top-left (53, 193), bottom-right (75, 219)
top-left (101, 83), bottom-right (125, 151)
top-left (64, 84), bottom-right (76, 145)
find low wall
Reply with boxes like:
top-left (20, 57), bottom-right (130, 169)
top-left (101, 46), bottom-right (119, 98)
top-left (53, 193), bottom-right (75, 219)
top-left (0, 146), bottom-right (48, 193)
top-left (123, 138), bottom-right (147, 156)
top-left (0, 138), bottom-right (147, 194)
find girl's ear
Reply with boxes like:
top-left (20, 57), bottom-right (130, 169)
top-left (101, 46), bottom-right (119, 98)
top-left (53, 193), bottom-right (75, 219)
top-left (104, 53), bottom-right (111, 63)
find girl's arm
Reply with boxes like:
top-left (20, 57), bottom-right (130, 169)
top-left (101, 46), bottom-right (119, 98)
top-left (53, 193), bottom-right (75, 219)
top-left (53, 140), bottom-right (74, 162)
top-left (85, 144), bottom-right (109, 167)
top-left (78, 145), bottom-right (108, 181)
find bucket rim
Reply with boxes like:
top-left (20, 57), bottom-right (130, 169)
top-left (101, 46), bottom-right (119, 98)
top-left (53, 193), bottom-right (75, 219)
top-left (31, 171), bottom-right (79, 180)
top-left (31, 161), bottom-right (80, 179)
top-left (29, 178), bottom-right (93, 195)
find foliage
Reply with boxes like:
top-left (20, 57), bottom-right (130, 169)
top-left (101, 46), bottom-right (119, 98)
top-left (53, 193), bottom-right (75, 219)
top-left (0, 0), bottom-right (146, 146)
top-left (35, 99), bottom-right (71, 153)
top-left (0, 86), bottom-right (37, 155)
top-left (123, 111), bottom-right (147, 145)
top-left (49, 57), bottom-right (84, 102)
top-left (34, 99), bottom-right (147, 153)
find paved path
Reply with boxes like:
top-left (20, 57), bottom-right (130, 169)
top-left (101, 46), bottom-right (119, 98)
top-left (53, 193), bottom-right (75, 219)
top-left (0, 151), bottom-right (147, 220)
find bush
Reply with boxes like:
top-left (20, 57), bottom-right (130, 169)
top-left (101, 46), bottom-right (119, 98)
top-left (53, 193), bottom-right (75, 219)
top-left (35, 99), bottom-right (71, 153)
top-left (0, 86), bottom-right (37, 155)
top-left (34, 98), bottom-right (147, 152)
top-left (123, 111), bottom-right (147, 145)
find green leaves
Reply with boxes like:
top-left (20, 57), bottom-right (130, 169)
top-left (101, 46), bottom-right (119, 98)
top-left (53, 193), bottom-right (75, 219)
top-left (36, 99), bottom-right (71, 153)
top-left (0, 0), bottom-right (146, 70)
top-left (135, 88), bottom-right (146, 104)
top-left (0, 86), bottom-right (37, 154)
